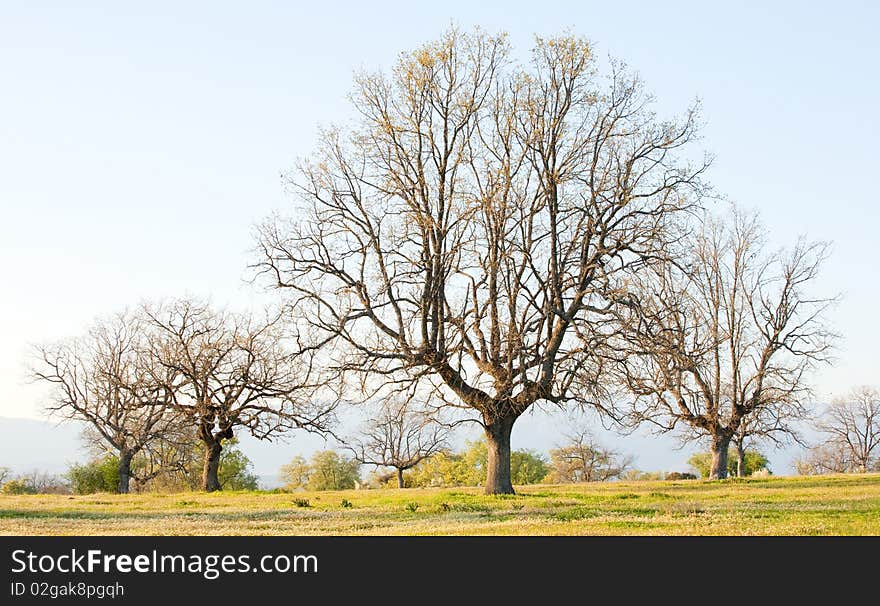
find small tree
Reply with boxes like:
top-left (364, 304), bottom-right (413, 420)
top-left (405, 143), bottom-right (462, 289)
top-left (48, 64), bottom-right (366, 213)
top-left (510, 450), bottom-right (548, 485)
top-left (794, 443), bottom-right (853, 475)
top-left (217, 442), bottom-right (260, 490)
top-left (547, 431), bottom-right (632, 483)
top-left (406, 450), bottom-right (477, 488)
top-left (306, 451), bottom-right (361, 491)
top-left (279, 455), bottom-right (311, 490)
top-left (347, 400), bottom-right (447, 488)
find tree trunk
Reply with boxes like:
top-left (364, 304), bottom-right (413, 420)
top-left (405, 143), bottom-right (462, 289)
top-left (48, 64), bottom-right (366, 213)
top-left (117, 450), bottom-right (133, 494)
top-left (736, 442), bottom-right (746, 478)
top-left (202, 439), bottom-right (223, 492)
top-left (484, 414), bottom-right (517, 495)
top-left (396, 468), bottom-right (404, 489)
top-left (709, 433), bottom-right (732, 480)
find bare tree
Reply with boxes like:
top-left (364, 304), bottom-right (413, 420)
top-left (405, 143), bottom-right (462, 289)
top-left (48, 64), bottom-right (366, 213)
top-left (347, 399), bottom-right (447, 488)
top-left (794, 442), bottom-right (852, 475)
top-left (254, 28), bottom-right (707, 493)
top-left (31, 311), bottom-right (181, 493)
top-left (613, 206), bottom-right (835, 479)
top-left (807, 386), bottom-right (880, 473)
top-left (79, 423), bottom-right (202, 491)
top-left (547, 429), bottom-right (632, 483)
top-left (730, 400), bottom-right (804, 477)
top-left (143, 298), bottom-right (332, 491)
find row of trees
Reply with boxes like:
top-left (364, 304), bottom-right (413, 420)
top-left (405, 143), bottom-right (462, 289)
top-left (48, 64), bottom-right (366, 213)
top-left (31, 28), bottom-right (851, 494)
top-left (32, 300), bottom-right (333, 493)
top-left (0, 440), bottom-right (259, 495)
top-left (280, 432), bottom-right (636, 490)
top-left (251, 28), bottom-right (836, 491)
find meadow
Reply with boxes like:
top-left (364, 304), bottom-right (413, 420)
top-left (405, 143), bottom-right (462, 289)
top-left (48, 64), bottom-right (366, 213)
top-left (2, 474), bottom-right (879, 536)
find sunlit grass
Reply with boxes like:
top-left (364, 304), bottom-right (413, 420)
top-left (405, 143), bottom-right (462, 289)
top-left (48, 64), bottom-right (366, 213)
top-left (2, 473), bottom-right (879, 535)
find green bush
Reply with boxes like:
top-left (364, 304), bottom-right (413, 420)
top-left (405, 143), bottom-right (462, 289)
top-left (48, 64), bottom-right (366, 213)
top-left (67, 456), bottom-right (120, 494)
top-left (1, 479), bottom-right (36, 495)
top-left (218, 447), bottom-right (259, 491)
top-left (405, 439), bottom-right (548, 487)
top-left (309, 451), bottom-right (360, 490)
top-left (280, 451), bottom-right (361, 491)
top-left (510, 450), bottom-right (548, 484)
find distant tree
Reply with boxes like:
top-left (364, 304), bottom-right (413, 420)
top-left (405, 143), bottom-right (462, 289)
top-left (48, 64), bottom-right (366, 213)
top-left (547, 431), bottom-right (632, 483)
top-left (143, 298), bottom-right (333, 492)
top-left (31, 311), bottom-right (183, 493)
top-left (279, 455), bottom-right (311, 490)
top-left (664, 472), bottom-right (698, 481)
top-left (794, 443), bottom-right (852, 475)
top-left (799, 387), bottom-right (880, 474)
top-left (347, 400), bottom-right (447, 488)
top-left (620, 470), bottom-right (666, 482)
top-left (688, 449), bottom-right (769, 478)
top-left (1, 479), bottom-right (36, 495)
top-left (1, 471), bottom-right (68, 494)
top-left (614, 207), bottom-right (834, 479)
top-left (510, 450), bottom-right (548, 485)
top-left (406, 439), bottom-right (486, 488)
top-left (406, 439), bottom-right (547, 487)
top-left (306, 451), bottom-right (361, 491)
top-left (406, 451), bottom-right (474, 488)
top-left (0, 467), bottom-right (10, 486)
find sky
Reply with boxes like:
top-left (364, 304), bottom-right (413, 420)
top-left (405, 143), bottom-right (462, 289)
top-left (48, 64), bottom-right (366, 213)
top-left (1, 1), bottom-right (877, 476)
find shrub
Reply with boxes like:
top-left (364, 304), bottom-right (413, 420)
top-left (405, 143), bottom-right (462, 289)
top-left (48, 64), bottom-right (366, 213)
top-left (665, 472), bottom-right (697, 481)
top-left (510, 450), bottom-right (549, 485)
top-left (1, 479), bottom-right (36, 495)
top-left (67, 456), bottom-right (120, 494)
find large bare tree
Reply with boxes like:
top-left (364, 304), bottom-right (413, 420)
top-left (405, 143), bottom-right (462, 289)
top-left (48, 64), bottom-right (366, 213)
top-left (613, 206), bottom-right (834, 478)
top-left (255, 28), bottom-right (707, 493)
top-left (143, 298), bottom-right (333, 491)
top-left (31, 311), bottom-right (182, 493)
top-left (346, 398), bottom-right (447, 488)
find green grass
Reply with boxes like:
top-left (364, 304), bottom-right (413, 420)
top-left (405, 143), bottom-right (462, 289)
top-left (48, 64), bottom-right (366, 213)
top-left (2, 474), bottom-right (879, 535)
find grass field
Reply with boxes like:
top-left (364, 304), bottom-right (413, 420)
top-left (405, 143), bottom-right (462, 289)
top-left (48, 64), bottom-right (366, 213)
top-left (2, 474), bottom-right (879, 536)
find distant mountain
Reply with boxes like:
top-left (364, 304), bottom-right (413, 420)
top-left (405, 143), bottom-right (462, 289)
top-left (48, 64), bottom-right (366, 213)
top-left (0, 416), bottom-right (88, 474)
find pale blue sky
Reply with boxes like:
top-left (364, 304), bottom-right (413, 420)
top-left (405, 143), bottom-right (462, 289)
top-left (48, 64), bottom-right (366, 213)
top-left (1, 1), bottom-right (877, 474)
